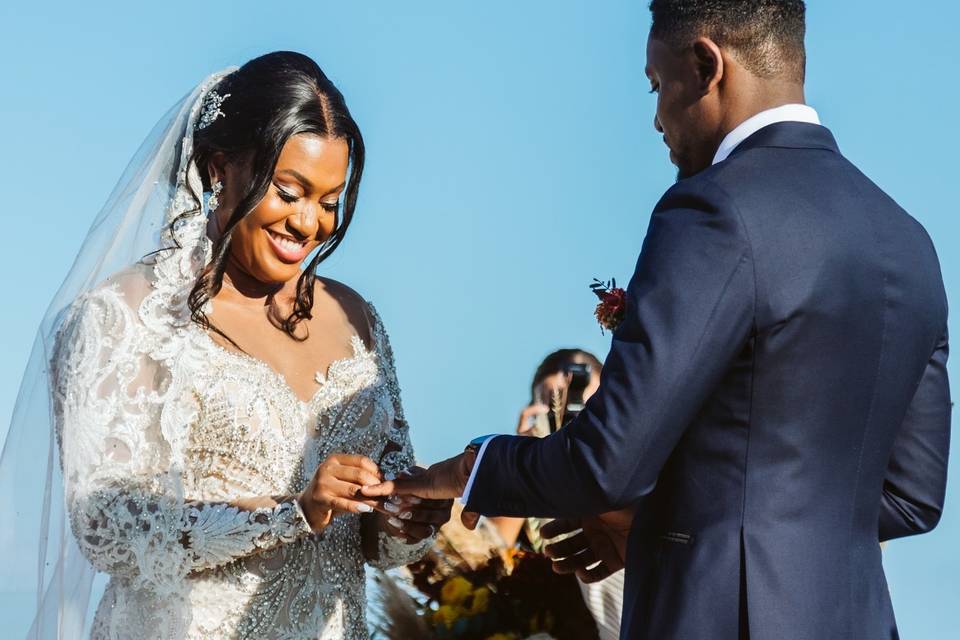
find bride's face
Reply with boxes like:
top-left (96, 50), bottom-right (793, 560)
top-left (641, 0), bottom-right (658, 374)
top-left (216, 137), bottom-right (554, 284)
top-left (216, 133), bottom-right (350, 286)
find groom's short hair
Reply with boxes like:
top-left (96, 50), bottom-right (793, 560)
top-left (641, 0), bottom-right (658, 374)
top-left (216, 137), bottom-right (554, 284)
top-left (649, 0), bottom-right (806, 83)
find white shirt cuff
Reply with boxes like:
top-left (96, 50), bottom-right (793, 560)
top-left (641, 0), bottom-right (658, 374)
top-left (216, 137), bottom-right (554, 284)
top-left (461, 435), bottom-right (498, 505)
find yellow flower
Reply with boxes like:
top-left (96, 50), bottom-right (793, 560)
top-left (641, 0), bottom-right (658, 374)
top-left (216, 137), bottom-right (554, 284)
top-left (469, 587), bottom-right (491, 615)
top-left (432, 604), bottom-right (462, 628)
top-left (440, 576), bottom-right (474, 606)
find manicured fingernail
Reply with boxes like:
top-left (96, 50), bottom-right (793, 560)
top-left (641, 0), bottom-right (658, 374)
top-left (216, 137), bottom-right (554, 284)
top-left (388, 517), bottom-right (403, 529)
top-left (400, 511), bottom-right (413, 520)
top-left (389, 494), bottom-right (402, 504)
top-left (357, 504), bottom-right (373, 513)
top-left (408, 497), bottom-right (421, 505)
top-left (383, 501), bottom-right (400, 513)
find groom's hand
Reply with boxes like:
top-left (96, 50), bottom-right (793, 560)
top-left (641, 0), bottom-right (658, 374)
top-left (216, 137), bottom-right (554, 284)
top-left (362, 451), bottom-right (481, 529)
top-left (362, 450), bottom-right (476, 501)
top-left (541, 507), bottom-right (634, 583)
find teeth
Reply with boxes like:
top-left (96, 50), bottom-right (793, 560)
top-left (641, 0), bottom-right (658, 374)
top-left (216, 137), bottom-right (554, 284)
top-left (269, 231), bottom-right (305, 254)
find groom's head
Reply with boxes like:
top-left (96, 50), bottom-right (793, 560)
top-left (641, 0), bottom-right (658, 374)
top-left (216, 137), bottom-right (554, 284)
top-left (646, 0), bottom-right (807, 178)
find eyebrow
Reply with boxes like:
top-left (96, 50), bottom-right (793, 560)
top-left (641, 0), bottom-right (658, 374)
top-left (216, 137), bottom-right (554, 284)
top-left (276, 169), bottom-right (314, 189)
top-left (276, 169), bottom-right (346, 196)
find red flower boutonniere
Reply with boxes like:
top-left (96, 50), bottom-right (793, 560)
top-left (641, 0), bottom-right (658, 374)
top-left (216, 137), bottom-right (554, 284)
top-left (591, 278), bottom-right (626, 334)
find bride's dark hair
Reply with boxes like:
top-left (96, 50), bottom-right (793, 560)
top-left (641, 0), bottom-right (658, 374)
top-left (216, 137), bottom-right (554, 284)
top-left (185, 50), bottom-right (365, 340)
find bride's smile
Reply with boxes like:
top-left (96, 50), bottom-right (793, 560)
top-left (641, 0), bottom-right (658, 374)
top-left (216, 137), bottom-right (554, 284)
top-left (265, 228), bottom-right (310, 263)
top-left (212, 133), bottom-right (350, 284)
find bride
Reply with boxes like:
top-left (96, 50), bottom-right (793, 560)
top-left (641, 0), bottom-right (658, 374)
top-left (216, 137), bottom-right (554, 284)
top-left (2, 51), bottom-right (449, 639)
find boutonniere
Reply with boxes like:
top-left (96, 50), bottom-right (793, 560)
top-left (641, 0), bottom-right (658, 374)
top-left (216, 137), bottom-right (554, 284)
top-left (590, 278), bottom-right (626, 334)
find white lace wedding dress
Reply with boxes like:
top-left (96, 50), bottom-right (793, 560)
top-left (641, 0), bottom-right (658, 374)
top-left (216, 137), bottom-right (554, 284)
top-left (52, 258), bottom-right (431, 640)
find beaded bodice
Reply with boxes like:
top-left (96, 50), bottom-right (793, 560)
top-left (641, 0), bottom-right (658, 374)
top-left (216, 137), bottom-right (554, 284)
top-left (52, 264), bottom-right (429, 640)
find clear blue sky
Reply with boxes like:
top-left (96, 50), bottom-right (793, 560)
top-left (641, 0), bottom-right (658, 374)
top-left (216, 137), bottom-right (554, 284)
top-left (1, 1), bottom-right (956, 636)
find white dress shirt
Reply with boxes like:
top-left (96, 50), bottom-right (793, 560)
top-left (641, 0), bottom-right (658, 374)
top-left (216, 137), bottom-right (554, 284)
top-left (712, 103), bottom-right (820, 165)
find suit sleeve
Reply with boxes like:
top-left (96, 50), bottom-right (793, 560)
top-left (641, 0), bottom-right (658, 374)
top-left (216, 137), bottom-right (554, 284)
top-left (879, 329), bottom-right (951, 542)
top-left (465, 180), bottom-right (756, 517)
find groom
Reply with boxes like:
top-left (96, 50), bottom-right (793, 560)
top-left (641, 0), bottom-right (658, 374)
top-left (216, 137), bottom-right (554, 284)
top-left (367, 1), bottom-right (951, 638)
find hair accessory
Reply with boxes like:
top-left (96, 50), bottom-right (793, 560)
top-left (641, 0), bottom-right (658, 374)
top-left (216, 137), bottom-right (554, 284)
top-left (208, 180), bottom-right (223, 212)
top-left (198, 90), bottom-right (231, 129)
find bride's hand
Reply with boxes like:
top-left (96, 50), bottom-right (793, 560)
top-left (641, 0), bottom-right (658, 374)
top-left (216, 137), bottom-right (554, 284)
top-left (298, 454), bottom-right (383, 532)
top-left (376, 467), bottom-right (452, 543)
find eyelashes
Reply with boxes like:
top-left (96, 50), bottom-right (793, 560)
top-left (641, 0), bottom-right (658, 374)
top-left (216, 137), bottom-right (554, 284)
top-left (276, 187), bottom-right (299, 204)
top-left (275, 186), bottom-right (340, 213)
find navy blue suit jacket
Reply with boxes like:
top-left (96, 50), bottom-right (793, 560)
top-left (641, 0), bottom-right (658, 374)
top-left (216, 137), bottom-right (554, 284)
top-left (465, 123), bottom-right (951, 639)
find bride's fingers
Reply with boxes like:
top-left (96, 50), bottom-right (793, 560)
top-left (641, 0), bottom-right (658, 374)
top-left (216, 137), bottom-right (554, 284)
top-left (382, 514), bottom-right (406, 537)
top-left (329, 496), bottom-right (379, 514)
top-left (385, 505), bottom-right (450, 525)
top-left (329, 480), bottom-right (380, 510)
top-left (330, 454), bottom-right (382, 478)
top-left (388, 519), bottom-right (435, 542)
top-left (374, 497), bottom-right (449, 522)
top-left (331, 465), bottom-right (382, 488)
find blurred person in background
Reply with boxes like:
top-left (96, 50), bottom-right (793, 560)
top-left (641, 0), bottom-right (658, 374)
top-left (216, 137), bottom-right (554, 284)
top-left (488, 349), bottom-right (625, 640)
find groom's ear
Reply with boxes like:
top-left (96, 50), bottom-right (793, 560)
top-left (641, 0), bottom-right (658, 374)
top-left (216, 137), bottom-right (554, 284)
top-left (691, 37), bottom-right (724, 95)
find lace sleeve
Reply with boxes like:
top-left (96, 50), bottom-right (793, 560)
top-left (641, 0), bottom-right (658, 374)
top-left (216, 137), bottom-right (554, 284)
top-left (52, 285), bottom-right (311, 592)
top-left (365, 303), bottom-right (434, 569)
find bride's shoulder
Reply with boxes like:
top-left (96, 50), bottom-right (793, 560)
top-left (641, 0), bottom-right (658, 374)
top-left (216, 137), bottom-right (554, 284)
top-left (313, 277), bottom-right (380, 341)
top-left (59, 263), bottom-right (158, 339)
top-left (78, 262), bottom-right (155, 310)
top-left (313, 276), bottom-right (366, 305)
top-left (54, 263), bottom-right (155, 355)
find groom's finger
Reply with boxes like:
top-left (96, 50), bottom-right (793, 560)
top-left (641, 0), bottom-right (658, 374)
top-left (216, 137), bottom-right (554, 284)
top-left (361, 474), bottom-right (433, 499)
top-left (389, 474), bottom-right (435, 496)
top-left (541, 518), bottom-right (582, 540)
top-left (544, 531), bottom-right (590, 559)
top-left (576, 562), bottom-right (614, 584)
top-left (587, 528), bottom-right (625, 571)
top-left (360, 480), bottom-right (396, 498)
top-left (551, 548), bottom-right (599, 574)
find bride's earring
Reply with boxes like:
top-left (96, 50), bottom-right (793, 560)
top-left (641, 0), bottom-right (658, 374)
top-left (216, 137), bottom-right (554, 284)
top-left (208, 180), bottom-right (224, 213)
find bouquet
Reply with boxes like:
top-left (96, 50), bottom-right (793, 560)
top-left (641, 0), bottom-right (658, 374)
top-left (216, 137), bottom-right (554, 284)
top-left (371, 505), bottom-right (597, 640)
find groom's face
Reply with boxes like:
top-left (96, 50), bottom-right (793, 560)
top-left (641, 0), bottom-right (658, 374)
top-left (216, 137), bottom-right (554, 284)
top-left (646, 37), bottom-right (721, 179)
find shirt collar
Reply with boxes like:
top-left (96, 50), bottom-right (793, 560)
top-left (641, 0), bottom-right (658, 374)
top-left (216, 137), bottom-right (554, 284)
top-left (712, 104), bottom-right (821, 165)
